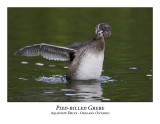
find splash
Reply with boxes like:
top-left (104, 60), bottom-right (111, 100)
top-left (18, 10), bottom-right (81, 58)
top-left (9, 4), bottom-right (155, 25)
top-left (35, 75), bottom-right (116, 84)
top-left (35, 75), bottom-right (67, 84)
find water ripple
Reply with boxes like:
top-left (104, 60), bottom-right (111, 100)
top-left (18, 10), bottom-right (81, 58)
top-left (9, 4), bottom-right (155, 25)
top-left (64, 66), bottom-right (68, 69)
top-left (21, 61), bottom-right (29, 64)
top-left (61, 89), bottom-right (75, 92)
top-left (19, 77), bottom-right (28, 80)
top-left (102, 98), bottom-right (111, 101)
top-left (129, 67), bottom-right (137, 70)
top-left (98, 76), bottom-right (116, 83)
top-left (44, 91), bottom-right (54, 94)
top-left (35, 63), bottom-right (44, 66)
top-left (48, 65), bottom-right (56, 67)
top-left (146, 74), bottom-right (152, 77)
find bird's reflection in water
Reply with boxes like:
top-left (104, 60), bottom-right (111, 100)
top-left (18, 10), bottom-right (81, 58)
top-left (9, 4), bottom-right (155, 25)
top-left (36, 75), bottom-right (113, 102)
top-left (66, 80), bottom-right (103, 102)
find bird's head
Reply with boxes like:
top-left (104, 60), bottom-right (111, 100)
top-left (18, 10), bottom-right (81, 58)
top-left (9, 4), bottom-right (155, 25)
top-left (95, 23), bottom-right (111, 37)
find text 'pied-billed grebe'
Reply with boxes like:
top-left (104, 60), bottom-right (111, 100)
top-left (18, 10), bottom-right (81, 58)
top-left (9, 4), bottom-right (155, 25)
top-left (14, 23), bottom-right (111, 81)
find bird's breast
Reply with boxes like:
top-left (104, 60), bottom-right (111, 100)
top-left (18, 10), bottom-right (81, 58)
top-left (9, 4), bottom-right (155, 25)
top-left (75, 50), bottom-right (104, 80)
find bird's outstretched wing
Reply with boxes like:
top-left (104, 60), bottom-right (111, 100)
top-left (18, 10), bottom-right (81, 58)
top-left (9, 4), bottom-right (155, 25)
top-left (14, 43), bottom-right (76, 61)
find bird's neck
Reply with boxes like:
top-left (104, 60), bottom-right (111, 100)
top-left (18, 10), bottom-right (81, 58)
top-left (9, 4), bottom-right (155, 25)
top-left (91, 35), bottom-right (105, 52)
top-left (94, 34), bottom-right (104, 40)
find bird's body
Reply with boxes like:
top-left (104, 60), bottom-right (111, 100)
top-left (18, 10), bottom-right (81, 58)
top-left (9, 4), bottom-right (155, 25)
top-left (66, 37), bottom-right (105, 80)
top-left (15, 23), bottom-right (111, 81)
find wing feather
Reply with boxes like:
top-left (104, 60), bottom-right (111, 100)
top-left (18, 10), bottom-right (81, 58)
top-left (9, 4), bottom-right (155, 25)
top-left (14, 43), bottom-right (76, 61)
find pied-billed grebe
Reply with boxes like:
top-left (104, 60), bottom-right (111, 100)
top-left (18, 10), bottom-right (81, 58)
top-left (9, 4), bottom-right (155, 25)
top-left (14, 23), bottom-right (111, 81)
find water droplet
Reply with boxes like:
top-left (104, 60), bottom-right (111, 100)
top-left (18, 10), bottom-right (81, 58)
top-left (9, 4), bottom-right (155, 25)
top-left (129, 67), bottom-right (137, 70)
top-left (102, 98), bottom-right (111, 101)
top-left (19, 77), bottom-right (28, 80)
top-left (21, 61), bottom-right (28, 64)
top-left (146, 74), bottom-right (152, 77)
top-left (35, 63), bottom-right (44, 66)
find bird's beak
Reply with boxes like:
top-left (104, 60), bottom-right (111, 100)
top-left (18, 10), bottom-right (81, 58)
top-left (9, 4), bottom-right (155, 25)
top-left (104, 30), bottom-right (111, 37)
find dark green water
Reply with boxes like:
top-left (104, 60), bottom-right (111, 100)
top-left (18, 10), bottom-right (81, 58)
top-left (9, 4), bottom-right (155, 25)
top-left (8, 8), bottom-right (152, 102)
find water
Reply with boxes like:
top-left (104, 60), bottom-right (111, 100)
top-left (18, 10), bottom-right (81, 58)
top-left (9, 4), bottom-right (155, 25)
top-left (8, 8), bottom-right (152, 102)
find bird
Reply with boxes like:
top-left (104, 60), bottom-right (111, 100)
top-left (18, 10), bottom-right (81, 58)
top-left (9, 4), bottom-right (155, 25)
top-left (14, 23), bottom-right (111, 81)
